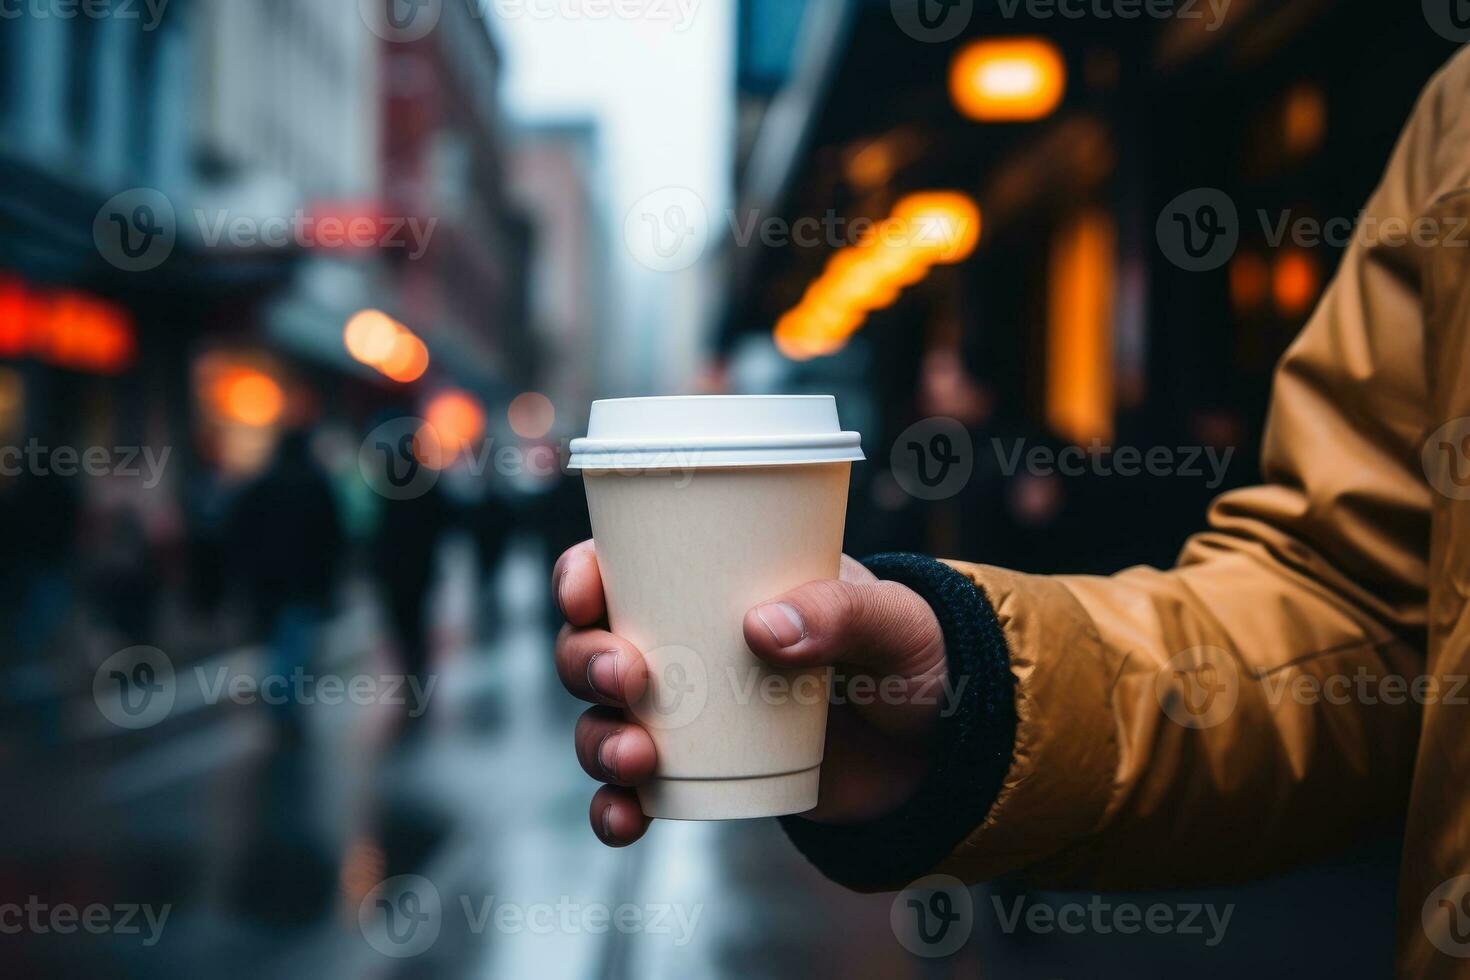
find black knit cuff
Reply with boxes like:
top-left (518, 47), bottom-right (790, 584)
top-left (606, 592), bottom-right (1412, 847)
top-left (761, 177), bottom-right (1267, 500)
top-left (778, 553), bottom-right (1017, 891)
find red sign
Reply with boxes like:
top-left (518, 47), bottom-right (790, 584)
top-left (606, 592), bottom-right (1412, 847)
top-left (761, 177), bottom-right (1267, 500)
top-left (0, 276), bottom-right (135, 375)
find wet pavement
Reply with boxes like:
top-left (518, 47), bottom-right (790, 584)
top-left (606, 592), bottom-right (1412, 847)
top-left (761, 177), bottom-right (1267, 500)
top-left (2, 539), bottom-right (918, 979)
top-left (3, 537), bottom-right (1403, 979)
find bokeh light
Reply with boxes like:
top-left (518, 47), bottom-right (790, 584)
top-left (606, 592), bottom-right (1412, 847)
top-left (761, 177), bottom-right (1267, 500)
top-left (425, 389), bottom-right (487, 455)
top-left (773, 191), bottom-right (981, 359)
top-left (508, 391), bottom-right (556, 439)
top-left (344, 309), bottom-right (403, 366)
top-left (1230, 252), bottom-right (1271, 312)
top-left (344, 309), bottom-right (430, 383)
top-left (950, 38), bottom-right (1067, 123)
top-left (1273, 250), bottom-right (1321, 316)
top-left (220, 370), bottom-right (285, 428)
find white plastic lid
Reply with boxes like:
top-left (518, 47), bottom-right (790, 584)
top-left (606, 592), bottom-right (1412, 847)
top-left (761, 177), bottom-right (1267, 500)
top-left (568, 395), bottom-right (864, 470)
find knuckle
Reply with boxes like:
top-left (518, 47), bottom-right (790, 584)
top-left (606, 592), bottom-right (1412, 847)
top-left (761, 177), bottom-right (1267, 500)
top-left (808, 579), bottom-right (860, 629)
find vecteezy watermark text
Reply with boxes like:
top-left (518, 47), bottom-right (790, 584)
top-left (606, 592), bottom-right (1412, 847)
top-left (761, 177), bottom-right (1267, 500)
top-left (192, 209), bottom-right (438, 260)
top-left (0, 897), bottom-right (171, 947)
top-left (195, 666), bottom-right (437, 718)
top-left (994, 0), bottom-right (1231, 30)
top-left (357, 874), bottom-right (701, 959)
top-left (0, 0), bottom-right (170, 30)
top-left (93, 646), bottom-right (438, 731)
top-left (0, 440), bottom-right (170, 488)
top-left (357, 419), bottom-right (702, 501)
top-left (623, 189), bottom-right (982, 273)
top-left (1261, 668), bottom-right (1470, 708)
top-left (94, 188), bottom-right (439, 272)
top-left (993, 439), bottom-right (1235, 489)
top-left (991, 894), bottom-right (1234, 947)
top-left (359, 0), bottom-right (698, 43)
top-left (1158, 188), bottom-right (1470, 272)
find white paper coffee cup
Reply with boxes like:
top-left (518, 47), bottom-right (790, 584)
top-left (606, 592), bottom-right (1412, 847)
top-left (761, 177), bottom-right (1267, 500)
top-left (569, 395), bottom-right (863, 820)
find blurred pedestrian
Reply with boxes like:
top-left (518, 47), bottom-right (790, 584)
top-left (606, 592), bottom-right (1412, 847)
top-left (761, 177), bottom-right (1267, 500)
top-left (228, 428), bottom-right (344, 738)
top-left (372, 481), bottom-right (452, 730)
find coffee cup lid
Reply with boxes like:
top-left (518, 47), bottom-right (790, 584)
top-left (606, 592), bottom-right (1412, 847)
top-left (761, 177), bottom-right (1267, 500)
top-left (568, 395), bottom-right (864, 470)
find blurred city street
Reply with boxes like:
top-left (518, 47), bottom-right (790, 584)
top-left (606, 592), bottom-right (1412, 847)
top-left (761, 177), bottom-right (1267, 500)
top-left (4, 535), bottom-right (928, 978)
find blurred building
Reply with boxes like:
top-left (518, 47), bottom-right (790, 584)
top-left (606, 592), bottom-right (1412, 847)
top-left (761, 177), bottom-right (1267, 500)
top-left (378, 0), bottom-right (529, 399)
top-left (723, 0), bottom-right (1460, 571)
top-left (0, 1), bottom-right (531, 480)
top-left (507, 121), bottom-right (612, 420)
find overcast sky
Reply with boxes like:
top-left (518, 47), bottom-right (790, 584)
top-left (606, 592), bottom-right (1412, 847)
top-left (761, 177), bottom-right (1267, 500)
top-left (489, 0), bottom-right (736, 391)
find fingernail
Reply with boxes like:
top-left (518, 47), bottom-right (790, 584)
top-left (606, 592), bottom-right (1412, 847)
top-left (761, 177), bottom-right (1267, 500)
top-left (599, 804), bottom-right (616, 843)
top-left (555, 568), bottom-right (570, 619)
top-left (756, 602), bottom-right (806, 648)
top-left (586, 651), bottom-right (620, 701)
top-left (597, 730), bottom-right (622, 781)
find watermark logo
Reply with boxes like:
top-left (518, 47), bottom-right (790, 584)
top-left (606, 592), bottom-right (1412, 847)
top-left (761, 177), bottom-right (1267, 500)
top-left (94, 188), bottom-right (176, 272)
top-left (1424, 876), bottom-right (1470, 957)
top-left (891, 417), bottom-right (974, 501)
top-left (360, 0), bottom-right (443, 42)
top-left (627, 644), bottom-right (708, 731)
top-left (1156, 188), bottom-right (1239, 272)
top-left (624, 187), bottom-right (710, 273)
top-left (1423, 0), bottom-right (1470, 42)
top-left (1423, 417), bottom-right (1470, 501)
top-left (1157, 645), bottom-right (1239, 729)
top-left (890, 0), bottom-right (973, 42)
top-left (891, 874), bottom-right (973, 957)
top-left (93, 646), bottom-right (176, 730)
top-left (360, 874), bottom-right (443, 958)
top-left (359, 417), bottom-right (444, 501)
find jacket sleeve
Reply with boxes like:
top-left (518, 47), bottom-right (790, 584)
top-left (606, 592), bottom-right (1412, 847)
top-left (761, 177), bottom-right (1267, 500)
top-left (785, 51), bottom-right (1470, 891)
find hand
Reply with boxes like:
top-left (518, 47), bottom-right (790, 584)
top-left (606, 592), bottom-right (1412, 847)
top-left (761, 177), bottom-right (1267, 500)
top-left (552, 540), bottom-right (949, 846)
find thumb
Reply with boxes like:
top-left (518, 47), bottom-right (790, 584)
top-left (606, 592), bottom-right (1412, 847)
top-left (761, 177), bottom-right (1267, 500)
top-left (742, 578), bottom-right (944, 678)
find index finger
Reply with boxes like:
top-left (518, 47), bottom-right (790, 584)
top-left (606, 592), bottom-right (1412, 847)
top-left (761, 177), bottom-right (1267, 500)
top-left (553, 539), bottom-right (606, 627)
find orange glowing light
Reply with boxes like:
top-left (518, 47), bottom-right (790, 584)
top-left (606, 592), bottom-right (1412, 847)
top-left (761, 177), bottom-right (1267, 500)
top-left (426, 389), bottom-right (487, 452)
top-left (845, 140), bottom-right (895, 191)
top-left (222, 370), bottom-right (285, 427)
top-left (950, 38), bottom-right (1066, 123)
top-left (1283, 83), bottom-right (1327, 159)
top-left (772, 190), bottom-right (983, 360)
top-left (344, 309), bottom-right (405, 366)
top-left (1273, 250), bottom-right (1320, 316)
top-left (775, 313), bottom-right (843, 361)
top-left (345, 309), bottom-right (429, 383)
top-left (380, 333), bottom-right (430, 384)
top-left (1229, 252), bottom-right (1270, 312)
top-left (892, 192), bottom-right (982, 264)
top-left (1047, 209), bottom-right (1117, 445)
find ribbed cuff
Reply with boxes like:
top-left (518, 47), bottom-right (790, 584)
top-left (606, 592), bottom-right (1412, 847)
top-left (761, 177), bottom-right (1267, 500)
top-left (778, 553), bottom-right (1017, 891)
